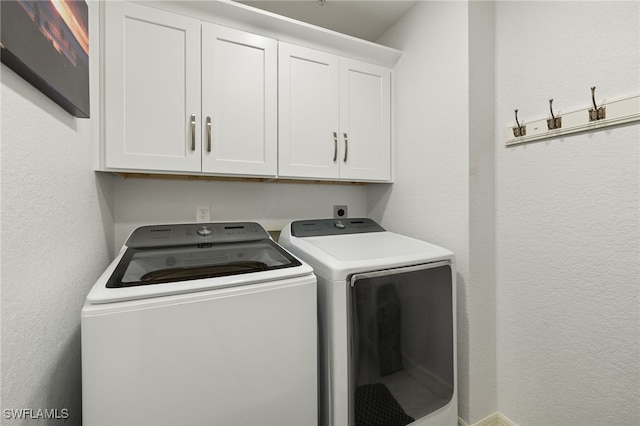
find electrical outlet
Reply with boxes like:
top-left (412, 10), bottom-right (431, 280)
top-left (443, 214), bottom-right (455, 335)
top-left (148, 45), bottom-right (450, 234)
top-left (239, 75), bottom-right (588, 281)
top-left (196, 206), bottom-right (210, 222)
top-left (333, 205), bottom-right (348, 219)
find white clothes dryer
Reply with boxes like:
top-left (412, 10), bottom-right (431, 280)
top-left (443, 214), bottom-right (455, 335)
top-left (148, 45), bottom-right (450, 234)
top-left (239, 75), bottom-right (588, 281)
top-left (279, 218), bottom-right (457, 426)
top-left (82, 222), bottom-right (317, 426)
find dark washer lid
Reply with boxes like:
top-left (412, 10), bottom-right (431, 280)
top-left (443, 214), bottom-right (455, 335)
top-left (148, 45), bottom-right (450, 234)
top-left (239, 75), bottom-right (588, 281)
top-left (107, 222), bottom-right (301, 288)
top-left (291, 218), bottom-right (385, 237)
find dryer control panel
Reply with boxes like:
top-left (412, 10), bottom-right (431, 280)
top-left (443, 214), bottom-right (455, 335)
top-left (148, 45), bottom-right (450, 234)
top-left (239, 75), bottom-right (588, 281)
top-left (291, 218), bottom-right (385, 237)
top-left (126, 222), bottom-right (270, 249)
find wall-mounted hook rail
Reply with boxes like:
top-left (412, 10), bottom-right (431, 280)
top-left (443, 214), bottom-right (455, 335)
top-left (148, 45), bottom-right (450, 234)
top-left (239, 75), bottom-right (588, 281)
top-left (589, 86), bottom-right (606, 121)
top-left (512, 109), bottom-right (526, 137)
top-left (547, 98), bottom-right (562, 130)
top-left (505, 93), bottom-right (640, 146)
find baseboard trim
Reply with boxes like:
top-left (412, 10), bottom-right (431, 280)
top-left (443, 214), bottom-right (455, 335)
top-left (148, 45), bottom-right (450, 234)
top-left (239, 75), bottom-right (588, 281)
top-left (458, 412), bottom-right (518, 426)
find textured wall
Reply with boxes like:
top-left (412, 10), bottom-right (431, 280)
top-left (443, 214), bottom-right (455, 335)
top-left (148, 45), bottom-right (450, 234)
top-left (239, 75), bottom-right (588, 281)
top-left (370, 2), bottom-right (496, 423)
top-left (494, 2), bottom-right (640, 425)
top-left (0, 68), bottom-right (114, 426)
top-left (1, 3), bottom-right (114, 423)
top-left (112, 177), bottom-right (368, 252)
top-left (468, 1), bottom-right (497, 423)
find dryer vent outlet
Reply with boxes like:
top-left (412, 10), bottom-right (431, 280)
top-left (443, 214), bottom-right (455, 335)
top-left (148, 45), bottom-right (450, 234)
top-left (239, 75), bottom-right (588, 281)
top-left (333, 205), bottom-right (348, 219)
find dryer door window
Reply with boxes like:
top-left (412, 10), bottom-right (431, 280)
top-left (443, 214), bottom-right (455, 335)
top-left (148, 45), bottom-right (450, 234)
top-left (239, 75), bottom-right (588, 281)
top-left (349, 262), bottom-right (454, 425)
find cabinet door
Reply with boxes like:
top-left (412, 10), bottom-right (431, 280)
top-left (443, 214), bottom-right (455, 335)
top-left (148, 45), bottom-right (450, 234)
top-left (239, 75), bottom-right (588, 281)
top-left (339, 59), bottom-right (391, 181)
top-left (105, 2), bottom-right (201, 172)
top-left (201, 23), bottom-right (277, 176)
top-left (278, 43), bottom-right (340, 179)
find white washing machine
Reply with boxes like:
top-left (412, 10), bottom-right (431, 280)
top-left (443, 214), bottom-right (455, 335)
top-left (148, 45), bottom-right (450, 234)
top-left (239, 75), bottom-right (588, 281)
top-left (82, 222), bottom-right (317, 426)
top-left (279, 218), bottom-right (457, 426)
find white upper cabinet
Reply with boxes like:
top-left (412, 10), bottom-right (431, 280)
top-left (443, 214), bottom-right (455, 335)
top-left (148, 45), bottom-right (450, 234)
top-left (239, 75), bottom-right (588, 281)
top-left (104, 2), bottom-right (201, 172)
top-left (201, 23), bottom-right (277, 176)
top-left (279, 42), bottom-right (391, 182)
top-left (339, 59), bottom-right (391, 181)
top-left (278, 43), bottom-right (340, 179)
top-left (104, 3), bottom-right (277, 177)
top-left (101, 2), bottom-right (396, 182)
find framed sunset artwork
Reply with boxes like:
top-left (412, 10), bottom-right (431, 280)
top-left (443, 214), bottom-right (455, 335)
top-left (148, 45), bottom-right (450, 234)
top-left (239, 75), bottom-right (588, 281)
top-left (1, 0), bottom-right (90, 118)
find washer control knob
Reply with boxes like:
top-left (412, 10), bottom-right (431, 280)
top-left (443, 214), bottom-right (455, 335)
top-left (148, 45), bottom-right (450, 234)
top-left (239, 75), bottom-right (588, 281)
top-left (335, 221), bottom-right (345, 229)
top-left (197, 226), bottom-right (213, 236)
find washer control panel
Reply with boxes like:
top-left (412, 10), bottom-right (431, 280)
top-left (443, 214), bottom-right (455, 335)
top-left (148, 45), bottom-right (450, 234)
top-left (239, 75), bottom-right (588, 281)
top-left (126, 222), bottom-right (270, 248)
top-left (291, 218), bottom-right (385, 237)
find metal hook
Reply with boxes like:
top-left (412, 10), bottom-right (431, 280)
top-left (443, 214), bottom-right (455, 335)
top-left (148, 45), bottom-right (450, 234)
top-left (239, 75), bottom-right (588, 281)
top-left (513, 109), bottom-right (526, 137)
top-left (547, 99), bottom-right (562, 130)
top-left (589, 86), bottom-right (606, 121)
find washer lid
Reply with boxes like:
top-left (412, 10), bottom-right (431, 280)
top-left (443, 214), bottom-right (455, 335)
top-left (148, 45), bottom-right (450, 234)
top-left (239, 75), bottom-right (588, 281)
top-left (86, 222), bottom-right (314, 304)
top-left (107, 238), bottom-right (302, 289)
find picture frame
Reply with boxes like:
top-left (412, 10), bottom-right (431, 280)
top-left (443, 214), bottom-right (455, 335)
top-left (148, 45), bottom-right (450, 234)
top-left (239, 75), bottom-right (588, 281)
top-left (1, 0), bottom-right (90, 118)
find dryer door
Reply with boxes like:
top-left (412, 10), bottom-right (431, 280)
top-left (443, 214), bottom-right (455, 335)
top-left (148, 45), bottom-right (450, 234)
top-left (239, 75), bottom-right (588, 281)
top-left (349, 262), bottom-right (454, 425)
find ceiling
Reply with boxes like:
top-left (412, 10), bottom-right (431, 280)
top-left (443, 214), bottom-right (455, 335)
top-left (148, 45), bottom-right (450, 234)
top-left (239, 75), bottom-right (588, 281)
top-left (235, 0), bottom-right (418, 42)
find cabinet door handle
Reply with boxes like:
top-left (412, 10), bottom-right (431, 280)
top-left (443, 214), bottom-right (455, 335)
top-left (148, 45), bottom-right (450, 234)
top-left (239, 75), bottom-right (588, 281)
top-left (206, 116), bottom-right (212, 153)
top-left (333, 132), bottom-right (338, 162)
top-left (190, 114), bottom-right (196, 151)
top-left (343, 132), bottom-right (349, 162)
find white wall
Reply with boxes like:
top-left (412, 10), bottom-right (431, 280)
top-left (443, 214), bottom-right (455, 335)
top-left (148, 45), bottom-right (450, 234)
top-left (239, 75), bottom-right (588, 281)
top-left (1, 45), bottom-right (113, 426)
top-left (1, 4), bottom-right (113, 423)
top-left (113, 178), bottom-right (368, 251)
top-left (371, 2), bottom-right (498, 424)
top-left (467, 1), bottom-right (497, 423)
top-left (494, 2), bottom-right (639, 425)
